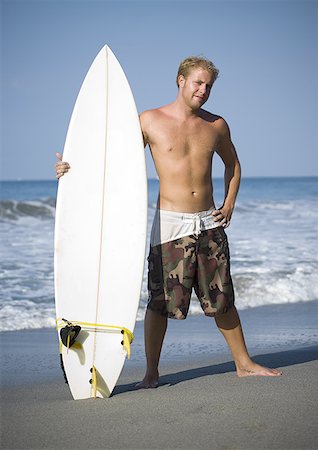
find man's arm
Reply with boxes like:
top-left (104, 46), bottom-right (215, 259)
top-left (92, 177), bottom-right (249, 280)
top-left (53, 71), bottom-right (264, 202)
top-left (55, 111), bottom-right (151, 179)
top-left (139, 111), bottom-right (152, 148)
top-left (213, 118), bottom-right (241, 226)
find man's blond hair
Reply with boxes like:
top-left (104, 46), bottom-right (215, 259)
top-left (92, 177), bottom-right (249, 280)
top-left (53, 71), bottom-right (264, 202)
top-left (176, 56), bottom-right (219, 86)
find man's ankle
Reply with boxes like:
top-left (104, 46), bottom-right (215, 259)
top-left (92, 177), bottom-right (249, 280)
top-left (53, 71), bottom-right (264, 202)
top-left (144, 369), bottom-right (159, 379)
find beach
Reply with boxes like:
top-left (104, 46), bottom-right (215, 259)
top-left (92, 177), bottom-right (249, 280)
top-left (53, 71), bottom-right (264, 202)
top-left (2, 301), bottom-right (318, 450)
top-left (1, 177), bottom-right (318, 449)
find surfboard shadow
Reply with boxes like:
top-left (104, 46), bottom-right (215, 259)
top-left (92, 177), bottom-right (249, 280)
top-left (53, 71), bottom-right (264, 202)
top-left (68, 330), bottom-right (90, 365)
top-left (113, 345), bottom-right (318, 395)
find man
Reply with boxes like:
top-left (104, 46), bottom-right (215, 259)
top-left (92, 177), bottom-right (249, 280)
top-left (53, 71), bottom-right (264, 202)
top-left (56, 56), bottom-right (282, 388)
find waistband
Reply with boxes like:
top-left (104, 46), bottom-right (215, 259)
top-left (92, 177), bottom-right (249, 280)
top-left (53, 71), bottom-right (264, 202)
top-left (157, 207), bottom-right (216, 222)
top-left (150, 207), bottom-right (221, 247)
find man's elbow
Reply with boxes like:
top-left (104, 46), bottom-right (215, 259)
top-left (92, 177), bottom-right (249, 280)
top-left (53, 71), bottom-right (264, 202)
top-left (225, 157), bottom-right (240, 170)
top-left (225, 158), bottom-right (241, 179)
top-left (235, 158), bottom-right (241, 172)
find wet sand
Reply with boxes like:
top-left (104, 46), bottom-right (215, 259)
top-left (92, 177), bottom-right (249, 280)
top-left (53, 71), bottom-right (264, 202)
top-left (1, 301), bottom-right (318, 449)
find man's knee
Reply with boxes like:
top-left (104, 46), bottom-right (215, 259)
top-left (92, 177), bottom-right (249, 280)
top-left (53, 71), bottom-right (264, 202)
top-left (214, 305), bottom-right (240, 329)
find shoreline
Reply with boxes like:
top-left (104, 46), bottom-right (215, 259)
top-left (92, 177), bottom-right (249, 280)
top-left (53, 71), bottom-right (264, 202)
top-left (1, 300), bottom-right (318, 386)
top-left (1, 301), bottom-right (318, 449)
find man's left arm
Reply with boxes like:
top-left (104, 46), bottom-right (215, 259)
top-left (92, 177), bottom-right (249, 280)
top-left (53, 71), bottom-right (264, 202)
top-left (212, 118), bottom-right (241, 227)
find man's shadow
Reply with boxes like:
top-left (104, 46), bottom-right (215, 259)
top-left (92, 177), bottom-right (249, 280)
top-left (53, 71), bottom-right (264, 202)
top-left (113, 345), bottom-right (318, 396)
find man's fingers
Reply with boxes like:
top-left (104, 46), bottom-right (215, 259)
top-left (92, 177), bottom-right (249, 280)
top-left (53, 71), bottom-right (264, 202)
top-left (212, 210), bottom-right (221, 220)
top-left (223, 220), bottom-right (231, 228)
top-left (56, 168), bottom-right (69, 178)
top-left (212, 210), bottom-right (224, 222)
top-left (212, 209), bottom-right (232, 226)
top-left (55, 162), bottom-right (70, 170)
top-left (54, 152), bottom-right (71, 181)
top-left (55, 161), bottom-right (70, 181)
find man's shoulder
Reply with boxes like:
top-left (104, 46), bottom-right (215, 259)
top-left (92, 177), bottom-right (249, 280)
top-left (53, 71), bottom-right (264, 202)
top-left (140, 106), bottom-right (171, 132)
top-left (200, 110), bottom-right (230, 134)
top-left (140, 105), bottom-right (169, 119)
top-left (200, 109), bottom-right (225, 125)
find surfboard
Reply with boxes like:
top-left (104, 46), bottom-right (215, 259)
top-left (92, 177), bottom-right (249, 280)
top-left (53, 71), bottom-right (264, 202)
top-left (54, 45), bottom-right (147, 400)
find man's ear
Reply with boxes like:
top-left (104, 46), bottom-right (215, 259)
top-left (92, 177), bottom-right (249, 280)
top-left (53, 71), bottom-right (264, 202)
top-left (178, 74), bottom-right (186, 88)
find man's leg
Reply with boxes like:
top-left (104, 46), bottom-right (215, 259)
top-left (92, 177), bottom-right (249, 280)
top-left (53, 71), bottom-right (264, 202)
top-left (215, 306), bottom-right (282, 376)
top-left (136, 308), bottom-right (167, 388)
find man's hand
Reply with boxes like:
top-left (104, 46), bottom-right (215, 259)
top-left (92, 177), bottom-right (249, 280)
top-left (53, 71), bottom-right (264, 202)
top-left (212, 205), bottom-right (233, 228)
top-left (55, 152), bottom-right (70, 179)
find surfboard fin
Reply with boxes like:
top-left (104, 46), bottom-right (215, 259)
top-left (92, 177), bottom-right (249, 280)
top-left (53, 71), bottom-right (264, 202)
top-left (59, 320), bottom-right (81, 350)
top-left (121, 329), bottom-right (133, 359)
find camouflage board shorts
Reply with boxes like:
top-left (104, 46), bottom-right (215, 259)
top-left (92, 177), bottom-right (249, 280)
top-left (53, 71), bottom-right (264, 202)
top-left (147, 209), bottom-right (235, 319)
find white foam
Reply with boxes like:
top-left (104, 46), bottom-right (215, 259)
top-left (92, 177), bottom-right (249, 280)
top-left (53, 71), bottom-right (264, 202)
top-left (0, 300), bottom-right (56, 332)
top-left (1, 179), bottom-right (317, 331)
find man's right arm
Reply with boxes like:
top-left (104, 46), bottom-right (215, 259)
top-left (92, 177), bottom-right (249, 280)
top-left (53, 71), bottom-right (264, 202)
top-left (55, 111), bottom-right (151, 179)
top-left (139, 110), bottom-right (155, 148)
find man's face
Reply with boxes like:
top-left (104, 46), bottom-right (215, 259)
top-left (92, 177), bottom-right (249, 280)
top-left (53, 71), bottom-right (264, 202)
top-left (179, 68), bottom-right (214, 110)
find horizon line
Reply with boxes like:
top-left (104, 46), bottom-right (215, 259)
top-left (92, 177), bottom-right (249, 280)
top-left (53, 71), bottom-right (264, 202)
top-left (1, 175), bottom-right (318, 182)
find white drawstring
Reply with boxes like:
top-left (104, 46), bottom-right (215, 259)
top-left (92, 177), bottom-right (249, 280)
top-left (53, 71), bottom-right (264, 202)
top-left (192, 215), bottom-right (202, 237)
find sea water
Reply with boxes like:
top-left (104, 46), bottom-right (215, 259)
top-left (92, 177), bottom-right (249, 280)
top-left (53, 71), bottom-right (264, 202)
top-left (0, 177), bottom-right (317, 331)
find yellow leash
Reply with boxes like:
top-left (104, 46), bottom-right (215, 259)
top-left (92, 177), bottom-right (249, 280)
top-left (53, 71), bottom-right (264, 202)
top-left (56, 318), bottom-right (134, 358)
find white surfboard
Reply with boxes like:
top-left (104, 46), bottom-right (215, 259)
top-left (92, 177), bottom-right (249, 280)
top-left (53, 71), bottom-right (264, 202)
top-left (54, 45), bottom-right (147, 399)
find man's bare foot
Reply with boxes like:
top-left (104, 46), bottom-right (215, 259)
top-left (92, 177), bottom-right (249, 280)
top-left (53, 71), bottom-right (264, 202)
top-left (236, 361), bottom-right (282, 377)
top-left (135, 372), bottom-right (159, 389)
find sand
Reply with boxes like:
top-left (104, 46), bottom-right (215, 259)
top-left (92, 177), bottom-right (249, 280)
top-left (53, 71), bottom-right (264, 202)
top-left (1, 301), bottom-right (318, 450)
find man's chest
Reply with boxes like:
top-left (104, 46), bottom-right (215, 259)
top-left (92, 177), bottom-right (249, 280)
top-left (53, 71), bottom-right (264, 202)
top-left (148, 120), bottom-right (219, 156)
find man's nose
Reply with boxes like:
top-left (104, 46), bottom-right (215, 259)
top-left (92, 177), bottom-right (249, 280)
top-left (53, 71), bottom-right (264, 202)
top-left (199, 84), bottom-right (207, 94)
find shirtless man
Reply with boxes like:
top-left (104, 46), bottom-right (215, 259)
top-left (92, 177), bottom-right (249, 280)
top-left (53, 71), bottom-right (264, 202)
top-left (56, 56), bottom-right (282, 387)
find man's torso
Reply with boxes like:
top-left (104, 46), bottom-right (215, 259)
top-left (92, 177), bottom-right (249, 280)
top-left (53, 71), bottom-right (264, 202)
top-left (141, 105), bottom-right (224, 213)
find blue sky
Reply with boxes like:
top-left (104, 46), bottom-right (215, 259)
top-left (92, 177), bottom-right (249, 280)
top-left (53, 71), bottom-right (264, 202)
top-left (1, 0), bottom-right (317, 180)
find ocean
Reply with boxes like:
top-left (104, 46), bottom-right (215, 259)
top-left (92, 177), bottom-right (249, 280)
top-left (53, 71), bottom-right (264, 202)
top-left (0, 177), bottom-right (317, 332)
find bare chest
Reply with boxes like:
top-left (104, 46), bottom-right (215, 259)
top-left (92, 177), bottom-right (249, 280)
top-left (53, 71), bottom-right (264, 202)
top-left (149, 119), bottom-right (219, 158)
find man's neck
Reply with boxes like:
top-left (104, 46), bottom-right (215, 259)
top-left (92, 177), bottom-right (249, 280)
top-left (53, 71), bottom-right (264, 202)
top-left (169, 96), bottom-right (200, 121)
